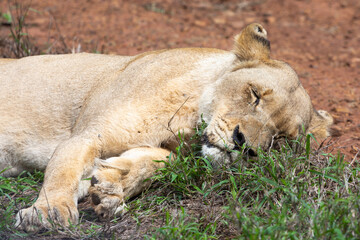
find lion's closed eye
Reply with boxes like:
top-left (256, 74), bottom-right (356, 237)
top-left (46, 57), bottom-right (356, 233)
top-left (251, 89), bottom-right (260, 106)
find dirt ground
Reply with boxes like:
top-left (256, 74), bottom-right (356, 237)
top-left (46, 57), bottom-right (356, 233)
top-left (0, 0), bottom-right (359, 160)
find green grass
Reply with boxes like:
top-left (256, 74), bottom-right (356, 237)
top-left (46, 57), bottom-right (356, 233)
top-left (142, 126), bottom-right (360, 239)
top-left (1, 125), bottom-right (360, 239)
top-left (0, 0), bottom-right (86, 58)
top-left (0, 170), bottom-right (43, 238)
top-left (0, 1), bottom-right (40, 58)
top-left (145, 207), bottom-right (218, 240)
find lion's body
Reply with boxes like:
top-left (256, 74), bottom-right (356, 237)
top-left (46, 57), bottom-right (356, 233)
top-left (0, 24), bottom-right (332, 231)
top-left (0, 50), bottom-right (234, 176)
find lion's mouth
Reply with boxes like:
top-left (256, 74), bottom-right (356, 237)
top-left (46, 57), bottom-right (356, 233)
top-left (201, 134), bottom-right (257, 158)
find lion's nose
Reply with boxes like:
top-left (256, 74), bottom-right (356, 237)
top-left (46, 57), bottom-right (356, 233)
top-left (232, 125), bottom-right (246, 148)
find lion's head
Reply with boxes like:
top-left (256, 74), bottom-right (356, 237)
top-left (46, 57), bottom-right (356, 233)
top-left (200, 23), bottom-right (333, 164)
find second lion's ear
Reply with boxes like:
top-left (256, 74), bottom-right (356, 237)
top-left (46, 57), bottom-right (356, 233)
top-left (233, 23), bottom-right (270, 61)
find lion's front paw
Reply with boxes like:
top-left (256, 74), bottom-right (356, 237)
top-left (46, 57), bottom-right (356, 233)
top-left (15, 200), bottom-right (78, 232)
top-left (89, 176), bottom-right (126, 220)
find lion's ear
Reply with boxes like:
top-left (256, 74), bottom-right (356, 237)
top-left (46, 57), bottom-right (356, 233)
top-left (308, 110), bottom-right (333, 143)
top-left (233, 23), bottom-right (270, 61)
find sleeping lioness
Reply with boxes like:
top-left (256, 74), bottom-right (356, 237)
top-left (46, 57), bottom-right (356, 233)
top-left (0, 23), bottom-right (332, 231)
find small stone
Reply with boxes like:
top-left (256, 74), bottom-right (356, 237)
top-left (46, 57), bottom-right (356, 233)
top-left (245, 17), bottom-right (256, 23)
top-left (334, 107), bottom-right (351, 113)
top-left (194, 20), bottom-right (207, 27)
top-left (231, 21), bottom-right (244, 29)
top-left (350, 58), bottom-right (360, 67)
top-left (213, 17), bottom-right (227, 25)
top-left (223, 10), bottom-right (235, 17)
top-left (265, 16), bottom-right (276, 24)
top-left (305, 53), bottom-right (315, 61)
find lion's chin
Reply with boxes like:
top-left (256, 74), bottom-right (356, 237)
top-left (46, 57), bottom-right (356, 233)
top-left (201, 144), bottom-right (238, 166)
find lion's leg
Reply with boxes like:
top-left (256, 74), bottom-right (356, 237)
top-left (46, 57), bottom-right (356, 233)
top-left (15, 135), bottom-right (99, 232)
top-left (89, 147), bottom-right (171, 219)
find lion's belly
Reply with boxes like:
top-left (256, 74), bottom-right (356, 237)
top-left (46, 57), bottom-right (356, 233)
top-left (0, 132), bottom-right (67, 176)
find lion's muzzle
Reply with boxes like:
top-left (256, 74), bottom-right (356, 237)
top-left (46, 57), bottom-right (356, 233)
top-left (201, 126), bottom-right (257, 165)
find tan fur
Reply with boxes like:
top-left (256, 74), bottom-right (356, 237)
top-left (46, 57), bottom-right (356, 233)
top-left (0, 23), bottom-right (332, 231)
top-left (0, 58), bottom-right (16, 66)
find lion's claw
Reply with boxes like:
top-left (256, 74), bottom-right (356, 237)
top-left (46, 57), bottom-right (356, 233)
top-left (15, 201), bottom-right (78, 232)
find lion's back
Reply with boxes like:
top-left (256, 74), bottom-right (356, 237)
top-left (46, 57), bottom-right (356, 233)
top-left (0, 53), bottom-right (134, 127)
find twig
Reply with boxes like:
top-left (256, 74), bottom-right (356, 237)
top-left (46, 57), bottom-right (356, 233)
top-left (164, 96), bottom-right (191, 150)
top-left (349, 150), bottom-right (360, 167)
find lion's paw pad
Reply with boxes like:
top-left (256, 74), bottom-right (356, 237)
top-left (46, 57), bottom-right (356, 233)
top-left (89, 176), bottom-right (126, 219)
